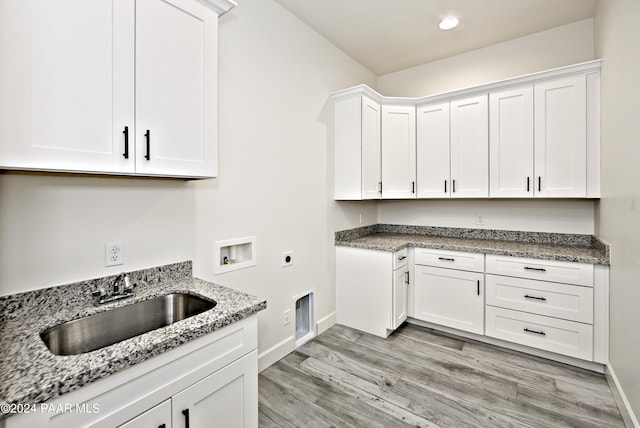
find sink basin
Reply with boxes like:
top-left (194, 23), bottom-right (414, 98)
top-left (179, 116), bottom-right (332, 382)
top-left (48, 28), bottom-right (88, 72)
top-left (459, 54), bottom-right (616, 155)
top-left (41, 293), bottom-right (216, 356)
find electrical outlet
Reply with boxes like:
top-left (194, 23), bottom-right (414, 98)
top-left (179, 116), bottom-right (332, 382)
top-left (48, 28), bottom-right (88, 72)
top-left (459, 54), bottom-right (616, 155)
top-left (476, 214), bottom-right (485, 225)
top-left (281, 251), bottom-right (293, 267)
top-left (283, 309), bottom-right (291, 325)
top-left (105, 242), bottom-right (124, 267)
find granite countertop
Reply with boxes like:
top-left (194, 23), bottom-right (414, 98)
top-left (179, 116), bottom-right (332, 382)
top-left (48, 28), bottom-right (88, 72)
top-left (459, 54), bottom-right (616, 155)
top-left (335, 225), bottom-right (610, 265)
top-left (0, 261), bottom-right (266, 417)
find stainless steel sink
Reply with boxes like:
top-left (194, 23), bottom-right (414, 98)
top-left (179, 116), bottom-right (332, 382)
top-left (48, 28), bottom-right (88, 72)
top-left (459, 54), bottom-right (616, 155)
top-left (41, 293), bottom-right (216, 356)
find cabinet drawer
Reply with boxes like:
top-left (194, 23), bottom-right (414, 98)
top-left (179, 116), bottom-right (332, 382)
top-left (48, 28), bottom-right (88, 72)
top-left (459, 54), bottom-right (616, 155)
top-left (486, 254), bottom-right (593, 286)
top-left (414, 248), bottom-right (484, 272)
top-left (393, 248), bottom-right (408, 270)
top-left (485, 306), bottom-right (593, 361)
top-left (486, 275), bottom-right (593, 323)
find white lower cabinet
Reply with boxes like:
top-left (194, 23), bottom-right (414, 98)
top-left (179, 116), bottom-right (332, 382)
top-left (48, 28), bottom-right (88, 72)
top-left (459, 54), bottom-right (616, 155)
top-left (413, 265), bottom-right (484, 335)
top-left (119, 400), bottom-right (171, 428)
top-left (336, 246), bottom-right (408, 338)
top-left (4, 317), bottom-right (258, 428)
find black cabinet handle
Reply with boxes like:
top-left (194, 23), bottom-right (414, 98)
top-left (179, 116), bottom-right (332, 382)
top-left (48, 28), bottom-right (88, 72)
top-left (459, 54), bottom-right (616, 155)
top-left (477, 280), bottom-right (480, 296)
top-left (182, 409), bottom-right (190, 428)
top-left (404, 271), bottom-right (410, 284)
top-left (452, 179), bottom-right (456, 193)
top-left (378, 182), bottom-right (382, 194)
top-left (438, 257), bottom-right (455, 262)
top-left (524, 266), bottom-right (546, 272)
top-left (144, 129), bottom-right (151, 160)
top-left (122, 126), bottom-right (129, 159)
top-left (524, 327), bottom-right (546, 336)
top-left (524, 294), bottom-right (547, 301)
top-left (526, 176), bottom-right (530, 192)
top-left (398, 256), bottom-right (407, 261)
top-left (538, 176), bottom-right (541, 192)
top-left (444, 180), bottom-right (447, 193)
top-left (411, 181), bottom-right (415, 194)
top-left (159, 425), bottom-right (166, 428)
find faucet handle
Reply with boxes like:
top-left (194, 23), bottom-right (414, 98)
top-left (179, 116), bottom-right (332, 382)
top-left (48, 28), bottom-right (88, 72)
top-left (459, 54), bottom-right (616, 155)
top-left (92, 287), bottom-right (106, 298)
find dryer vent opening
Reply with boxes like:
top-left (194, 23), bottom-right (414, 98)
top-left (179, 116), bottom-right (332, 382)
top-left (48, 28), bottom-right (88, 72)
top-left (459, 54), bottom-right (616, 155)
top-left (295, 291), bottom-right (315, 347)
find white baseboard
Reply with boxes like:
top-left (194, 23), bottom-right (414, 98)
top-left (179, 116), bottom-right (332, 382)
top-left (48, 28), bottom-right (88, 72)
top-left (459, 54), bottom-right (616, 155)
top-left (257, 312), bottom-right (336, 373)
top-left (606, 363), bottom-right (639, 428)
top-left (258, 335), bottom-right (295, 373)
top-left (317, 311), bottom-right (336, 335)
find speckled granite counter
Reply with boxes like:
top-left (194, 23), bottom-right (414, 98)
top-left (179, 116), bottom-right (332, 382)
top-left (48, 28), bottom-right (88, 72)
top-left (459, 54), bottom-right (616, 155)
top-left (336, 225), bottom-right (609, 265)
top-left (0, 261), bottom-right (266, 418)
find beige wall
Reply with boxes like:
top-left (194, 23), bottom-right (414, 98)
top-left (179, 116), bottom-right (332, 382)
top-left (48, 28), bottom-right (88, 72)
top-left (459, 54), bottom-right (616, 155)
top-left (594, 0), bottom-right (640, 422)
top-left (378, 19), bottom-right (594, 98)
top-left (375, 19), bottom-right (596, 234)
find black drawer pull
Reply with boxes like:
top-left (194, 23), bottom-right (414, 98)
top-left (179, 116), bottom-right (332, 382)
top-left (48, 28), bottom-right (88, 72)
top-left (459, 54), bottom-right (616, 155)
top-left (438, 257), bottom-right (455, 262)
top-left (122, 126), bottom-right (129, 159)
top-left (144, 129), bottom-right (151, 160)
top-left (524, 294), bottom-right (547, 301)
top-left (159, 425), bottom-right (166, 428)
top-left (398, 256), bottom-right (407, 261)
top-left (524, 328), bottom-right (546, 336)
top-left (524, 266), bottom-right (546, 272)
top-left (182, 408), bottom-right (190, 428)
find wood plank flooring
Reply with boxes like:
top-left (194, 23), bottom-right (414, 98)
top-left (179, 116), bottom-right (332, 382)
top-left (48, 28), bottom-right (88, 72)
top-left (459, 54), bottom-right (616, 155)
top-left (258, 323), bottom-right (625, 427)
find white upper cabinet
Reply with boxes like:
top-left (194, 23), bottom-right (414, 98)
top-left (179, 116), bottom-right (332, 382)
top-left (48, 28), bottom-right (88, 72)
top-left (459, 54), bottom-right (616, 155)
top-left (0, 0), bottom-right (233, 178)
top-left (332, 60), bottom-right (600, 200)
top-left (381, 104), bottom-right (416, 199)
top-left (450, 95), bottom-right (489, 198)
top-left (534, 75), bottom-right (587, 197)
top-left (489, 86), bottom-right (535, 197)
top-left (334, 92), bottom-right (381, 200)
top-left (416, 102), bottom-right (450, 198)
top-left (0, 0), bottom-right (135, 174)
top-left (135, 0), bottom-right (219, 178)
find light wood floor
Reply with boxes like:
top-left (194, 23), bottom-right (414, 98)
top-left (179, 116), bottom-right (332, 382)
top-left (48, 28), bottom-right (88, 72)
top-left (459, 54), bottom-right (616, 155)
top-left (258, 323), bottom-right (625, 427)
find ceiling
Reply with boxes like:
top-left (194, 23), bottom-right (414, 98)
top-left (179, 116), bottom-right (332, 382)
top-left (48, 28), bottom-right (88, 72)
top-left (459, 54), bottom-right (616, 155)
top-left (273, 0), bottom-right (598, 75)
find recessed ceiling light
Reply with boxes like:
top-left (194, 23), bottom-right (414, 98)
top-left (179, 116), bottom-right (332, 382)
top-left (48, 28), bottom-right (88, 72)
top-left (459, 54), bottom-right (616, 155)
top-left (439, 16), bottom-right (459, 30)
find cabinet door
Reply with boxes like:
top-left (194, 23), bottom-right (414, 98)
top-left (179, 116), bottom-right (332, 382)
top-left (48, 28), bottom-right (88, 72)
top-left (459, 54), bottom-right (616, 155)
top-left (392, 267), bottom-right (409, 329)
top-left (381, 105), bottom-right (416, 199)
top-left (0, 0), bottom-right (135, 174)
top-left (534, 75), bottom-right (587, 197)
top-left (119, 400), bottom-right (171, 428)
top-left (362, 96), bottom-right (382, 199)
top-left (416, 102), bottom-right (450, 198)
top-left (172, 350), bottom-right (258, 428)
top-left (450, 95), bottom-right (489, 198)
top-left (414, 266), bottom-right (484, 334)
top-left (336, 247), bottom-right (393, 338)
top-left (136, 0), bottom-right (218, 178)
top-left (489, 86), bottom-right (534, 197)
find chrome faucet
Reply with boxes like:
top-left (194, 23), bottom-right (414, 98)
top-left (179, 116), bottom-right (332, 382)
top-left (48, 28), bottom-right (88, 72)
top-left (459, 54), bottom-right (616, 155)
top-left (92, 272), bottom-right (135, 304)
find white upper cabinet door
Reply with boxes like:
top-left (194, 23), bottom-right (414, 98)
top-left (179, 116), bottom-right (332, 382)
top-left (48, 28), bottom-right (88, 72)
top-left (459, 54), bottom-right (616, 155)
top-left (135, 0), bottom-right (218, 178)
top-left (361, 96), bottom-right (382, 200)
top-left (0, 0), bottom-right (135, 173)
top-left (416, 102), bottom-right (451, 198)
top-left (534, 75), bottom-right (587, 197)
top-left (381, 105), bottom-right (416, 199)
top-left (450, 95), bottom-right (489, 198)
top-left (489, 86), bottom-right (534, 197)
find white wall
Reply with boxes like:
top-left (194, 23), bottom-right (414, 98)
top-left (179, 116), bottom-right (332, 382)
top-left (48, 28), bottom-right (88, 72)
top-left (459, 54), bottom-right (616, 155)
top-left (0, 173), bottom-right (196, 296)
top-left (594, 0), bottom-right (640, 423)
top-left (0, 0), bottom-right (376, 371)
top-left (378, 19), bottom-right (594, 98)
top-left (375, 19), bottom-right (595, 234)
top-left (378, 200), bottom-right (595, 234)
top-left (191, 0), bottom-right (376, 369)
